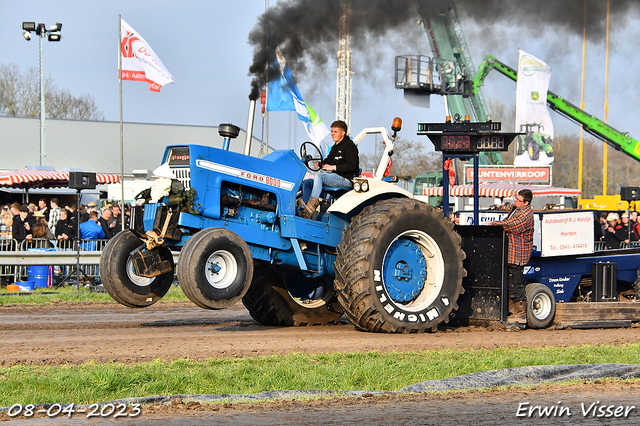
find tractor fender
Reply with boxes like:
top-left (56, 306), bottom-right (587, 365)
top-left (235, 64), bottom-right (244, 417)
top-left (327, 179), bottom-right (412, 215)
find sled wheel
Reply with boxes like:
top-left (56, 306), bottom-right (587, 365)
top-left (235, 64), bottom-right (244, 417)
top-left (242, 265), bottom-right (344, 326)
top-left (100, 230), bottom-right (174, 308)
top-left (334, 198), bottom-right (466, 333)
top-left (525, 282), bottom-right (556, 329)
top-left (528, 142), bottom-right (540, 161)
top-left (177, 228), bottom-right (253, 310)
top-left (633, 273), bottom-right (640, 299)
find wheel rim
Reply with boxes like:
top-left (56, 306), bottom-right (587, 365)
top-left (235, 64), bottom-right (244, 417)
top-left (282, 273), bottom-right (332, 309)
top-left (290, 284), bottom-right (331, 309)
top-left (531, 292), bottom-right (552, 320)
top-left (126, 257), bottom-right (155, 287)
top-left (204, 250), bottom-right (238, 289)
top-left (382, 230), bottom-right (445, 312)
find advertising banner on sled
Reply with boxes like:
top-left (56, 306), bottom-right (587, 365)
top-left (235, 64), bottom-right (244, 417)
top-left (515, 50), bottom-right (554, 167)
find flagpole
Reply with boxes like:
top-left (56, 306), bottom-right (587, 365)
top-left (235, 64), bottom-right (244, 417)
top-left (118, 14), bottom-right (125, 231)
top-left (513, 49), bottom-right (520, 203)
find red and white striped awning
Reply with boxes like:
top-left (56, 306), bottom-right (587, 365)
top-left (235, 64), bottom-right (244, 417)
top-left (422, 183), bottom-right (581, 198)
top-left (0, 170), bottom-right (120, 189)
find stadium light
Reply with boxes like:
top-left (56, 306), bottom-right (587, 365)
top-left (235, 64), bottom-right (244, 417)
top-left (21, 21), bottom-right (63, 166)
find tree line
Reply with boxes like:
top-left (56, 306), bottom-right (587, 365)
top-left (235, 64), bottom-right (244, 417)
top-left (0, 63), bottom-right (104, 121)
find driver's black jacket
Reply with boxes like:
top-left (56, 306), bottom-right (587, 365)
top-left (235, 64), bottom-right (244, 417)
top-left (324, 136), bottom-right (360, 180)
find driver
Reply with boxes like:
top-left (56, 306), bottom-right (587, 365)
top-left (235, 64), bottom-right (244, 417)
top-left (300, 120), bottom-right (359, 219)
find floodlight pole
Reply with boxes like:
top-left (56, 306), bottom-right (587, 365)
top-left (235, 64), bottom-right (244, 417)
top-left (39, 30), bottom-right (45, 167)
top-left (22, 22), bottom-right (62, 167)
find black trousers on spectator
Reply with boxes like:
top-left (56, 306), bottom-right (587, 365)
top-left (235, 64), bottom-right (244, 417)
top-left (507, 263), bottom-right (526, 302)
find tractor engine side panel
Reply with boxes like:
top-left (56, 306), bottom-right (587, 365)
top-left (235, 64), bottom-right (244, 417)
top-left (161, 145), bottom-right (307, 221)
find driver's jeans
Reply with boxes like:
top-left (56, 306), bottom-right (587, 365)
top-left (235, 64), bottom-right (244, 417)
top-left (302, 172), bottom-right (353, 203)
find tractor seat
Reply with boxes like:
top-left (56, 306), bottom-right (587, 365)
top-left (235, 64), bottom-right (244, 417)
top-left (320, 169), bottom-right (361, 203)
top-left (321, 185), bottom-right (352, 203)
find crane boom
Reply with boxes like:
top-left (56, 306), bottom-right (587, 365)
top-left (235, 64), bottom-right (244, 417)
top-left (415, 0), bottom-right (488, 122)
top-left (413, 0), bottom-right (503, 165)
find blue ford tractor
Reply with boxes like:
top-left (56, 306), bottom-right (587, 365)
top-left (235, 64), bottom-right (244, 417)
top-left (100, 119), bottom-right (466, 333)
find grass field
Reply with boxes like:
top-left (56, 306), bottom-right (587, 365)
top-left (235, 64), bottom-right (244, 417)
top-left (1, 346), bottom-right (639, 406)
top-left (0, 284), bottom-right (189, 305)
top-left (2, 285), bottom-right (638, 407)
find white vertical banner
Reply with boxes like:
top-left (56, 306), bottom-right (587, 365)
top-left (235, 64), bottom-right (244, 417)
top-left (515, 50), bottom-right (554, 166)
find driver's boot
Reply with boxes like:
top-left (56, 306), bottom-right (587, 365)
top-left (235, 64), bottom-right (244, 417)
top-left (296, 198), bottom-right (306, 217)
top-left (302, 197), bottom-right (320, 219)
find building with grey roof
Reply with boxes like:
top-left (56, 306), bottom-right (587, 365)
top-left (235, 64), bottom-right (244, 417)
top-left (0, 116), bottom-right (270, 174)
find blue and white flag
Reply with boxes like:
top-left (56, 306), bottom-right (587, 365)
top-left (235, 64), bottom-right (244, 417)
top-left (267, 47), bottom-right (330, 144)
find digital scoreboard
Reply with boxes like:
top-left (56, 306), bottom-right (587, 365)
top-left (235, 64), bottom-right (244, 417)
top-left (418, 120), bottom-right (519, 154)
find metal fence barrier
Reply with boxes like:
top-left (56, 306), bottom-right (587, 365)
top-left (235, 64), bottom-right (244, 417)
top-left (596, 241), bottom-right (640, 250)
top-left (0, 238), bottom-right (179, 286)
top-left (0, 238), bottom-right (109, 283)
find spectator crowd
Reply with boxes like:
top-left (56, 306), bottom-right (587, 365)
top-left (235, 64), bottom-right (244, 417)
top-left (0, 198), bottom-right (131, 247)
top-left (595, 210), bottom-right (640, 249)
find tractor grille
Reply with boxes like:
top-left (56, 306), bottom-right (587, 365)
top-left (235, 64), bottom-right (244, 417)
top-left (171, 167), bottom-right (191, 190)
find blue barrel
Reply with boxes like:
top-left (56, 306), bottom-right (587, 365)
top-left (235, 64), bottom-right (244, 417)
top-left (27, 248), bottom-right (56, 288)
top-left (27, 266), bottom-right (53, 288)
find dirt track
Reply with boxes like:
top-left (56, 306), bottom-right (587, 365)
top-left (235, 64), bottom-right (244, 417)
top-left (3, 301), bottom-right (640, 425)
top-left (2, 301), bottom-right (640, 366)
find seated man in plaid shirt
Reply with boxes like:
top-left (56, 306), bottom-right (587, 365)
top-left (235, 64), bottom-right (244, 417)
top-left (491, 189), bottom-right (534, 326)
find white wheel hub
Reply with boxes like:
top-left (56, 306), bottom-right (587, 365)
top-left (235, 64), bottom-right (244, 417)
top-left (531, 292), bottom-right (553, 320)
top-left (126, 258), bottom-right (155, 287)
top-left (205, 250), bottom-right (238, 289)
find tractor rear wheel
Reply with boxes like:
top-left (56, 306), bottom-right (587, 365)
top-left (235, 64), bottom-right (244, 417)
top-left (516, 136), bottom-right (525, 156)
top-left (334, 198), bottom-right (466, 333)
top-left (525, 282), bottom-right (556, 329)
top-left (101, 230), bottom-right (175, 308)
top-left (242, 265), bottom-right (343, 326)
top-left (528, 142), bottom-right (541, 160)
top-left (177, 228), bottom-right (254, 310)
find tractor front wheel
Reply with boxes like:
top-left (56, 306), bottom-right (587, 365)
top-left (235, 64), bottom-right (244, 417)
top-left (178, 228), bottom-right (254, 310)
top-left (100, 230), bottom-right (175, 308)
top-left (528, 142), bottom-right (541, 161)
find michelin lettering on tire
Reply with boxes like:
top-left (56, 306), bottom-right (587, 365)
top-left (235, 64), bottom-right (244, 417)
top-left (334, 198), bottom-right (466, 333)
top-left (373, 274), bottom-right (451, 324)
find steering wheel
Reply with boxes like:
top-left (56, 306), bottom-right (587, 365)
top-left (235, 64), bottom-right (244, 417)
top-left (299, 141), bottom-right (323, 172)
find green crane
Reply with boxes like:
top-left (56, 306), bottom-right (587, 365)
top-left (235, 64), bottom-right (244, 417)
top-left (414, 0), bottom-right (488, 122)
top-left (401, 0), bottom-right (503, 165)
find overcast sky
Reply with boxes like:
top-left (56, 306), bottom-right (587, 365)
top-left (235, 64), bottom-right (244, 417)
top-left (2, 0), bottom-right (638, 159)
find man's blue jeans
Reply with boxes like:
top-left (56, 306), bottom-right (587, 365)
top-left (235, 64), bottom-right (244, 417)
top-left (301, 172), bottom-right (353, 203)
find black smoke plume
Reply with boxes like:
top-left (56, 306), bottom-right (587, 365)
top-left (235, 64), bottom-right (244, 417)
top-left (247, 0), bottom-right (640, 100)
top-left (248, 0), bottom-right (417, 100)
top-left (457, 0), bottom-right (639, 40)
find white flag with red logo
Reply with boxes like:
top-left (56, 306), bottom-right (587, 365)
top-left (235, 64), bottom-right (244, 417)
top-left (119, 19), bottom-right (174, 92)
